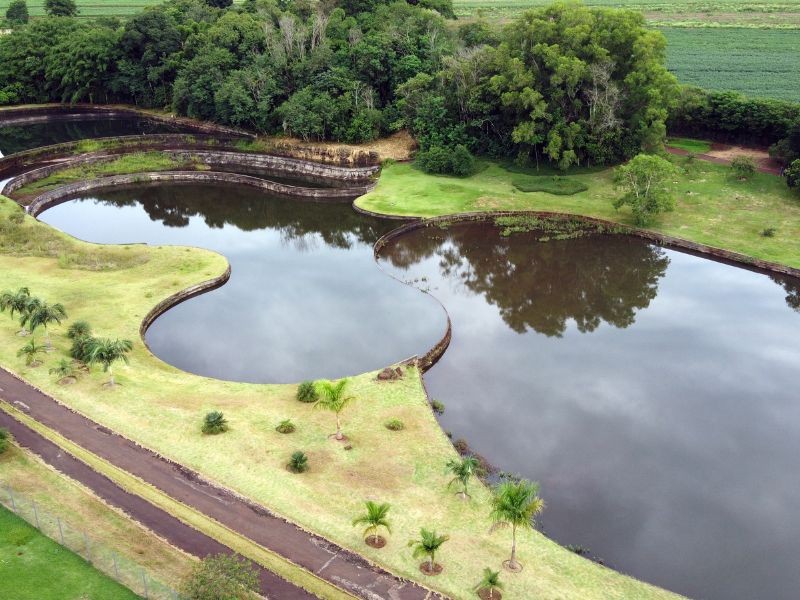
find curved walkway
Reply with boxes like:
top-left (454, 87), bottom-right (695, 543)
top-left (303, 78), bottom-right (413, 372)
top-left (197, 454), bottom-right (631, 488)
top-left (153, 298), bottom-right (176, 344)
top-left (0, 367), bottom-right (438, 600)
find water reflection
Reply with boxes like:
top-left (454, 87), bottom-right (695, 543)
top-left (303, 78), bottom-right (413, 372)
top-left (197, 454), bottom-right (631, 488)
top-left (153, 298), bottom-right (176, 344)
top-left (38, 183), bottom-right (447, 383)
top-left (0, 116), bottom-right (192, 155)
top-left (379, 221), bottom-right (800, 600)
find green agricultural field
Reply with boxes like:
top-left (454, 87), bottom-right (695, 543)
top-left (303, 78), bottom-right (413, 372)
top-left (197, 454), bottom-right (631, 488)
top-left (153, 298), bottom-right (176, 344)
top-left (0, 0), bottom-right (243, 17)
top-left (662, 27), bottom-right (800, 101)
top-left (0, 506), bottom-right (140, 600)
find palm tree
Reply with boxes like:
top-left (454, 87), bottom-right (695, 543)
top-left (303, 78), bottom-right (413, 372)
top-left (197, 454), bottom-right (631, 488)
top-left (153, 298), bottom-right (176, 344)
top-left (352, 501), bottom-right (391, 547)
top-left (474, 568), bottom-right (504, 599)
top-left (85, 337), bottom-right (133, 387)
top-left (407, 528), bottom-right (449, 575)
top-left (0, 287), bottom-right (30, 319)
top-left (0, 288), bottom-right (36, 335)
top-left (489, 479), bottom-right (545, 572)
top-left (22, 301), bottom-right (67, 348)
top-left (49, 358), bottom-right (78, 382)
top-left (314, 379), bottom-right (355, 441)
top-left (446, 455), bottom-right (480, 499)
top-left (17, 339), bottom-right (45, 366)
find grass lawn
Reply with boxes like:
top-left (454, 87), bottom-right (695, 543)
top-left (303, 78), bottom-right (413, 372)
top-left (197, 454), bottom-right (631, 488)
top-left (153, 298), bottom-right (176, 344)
top-left (357, 158), bottom-right (800, 269)
top-left (0, 504), bottom-right (140, 599)
top-left (666, 137), bottom-right (712, 154)
top-left (0, 444), bottom-right (195, 589)
top-left (0, 194), bottom-right (681, 599)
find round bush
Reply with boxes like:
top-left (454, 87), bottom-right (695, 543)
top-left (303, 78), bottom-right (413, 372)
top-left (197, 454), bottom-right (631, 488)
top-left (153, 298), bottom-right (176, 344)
top-left (202, 411), bottom-right (228, 435)
top-left (384, 418), bottom-right (405, 431)
top-left (296, 381), bottom-right (319, 403)
top-left (287, 451), bottom-right (308, 473)
top-left (276, 419), bottom-right (296, 434)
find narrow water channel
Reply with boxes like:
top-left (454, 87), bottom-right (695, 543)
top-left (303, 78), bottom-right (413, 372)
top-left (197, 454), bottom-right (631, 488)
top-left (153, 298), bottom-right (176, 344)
top-left (378, 221), bottom-right (800, 600)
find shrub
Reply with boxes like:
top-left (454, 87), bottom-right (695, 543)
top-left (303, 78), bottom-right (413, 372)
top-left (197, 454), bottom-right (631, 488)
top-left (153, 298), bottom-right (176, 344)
top-left (69, 335), bottom-right (95, 363)
top-left (731, 156), bottom-right (756, 180)
top-left (287, 451), bottom-right (308, 473)
top-left (180, 553), bottom-right (259, 600)
top-left (512, 175), bottom-right (588, 195)
top-left (430, 399), bottom-right (445, 415)
top-left (761, 227), bottom-right (777, 238)
top-left (416, 144), bottom-right (476, 176)
top-left (296, 380), bottom-right (318, 403)
top-left (613, 154), bottom-right (675, 226)
top-left (66, 320), bottom-right (92, 339)
top-left (275, 419), bottom-right (295, 434)
top-left (0, 427), bottom-right (9, 454)
top-left (385, 418), bottom-right (405, 431)
top-left (201, 411), bottom-right (228, 435)
top-left (785, 159), bottom-right (800, 191)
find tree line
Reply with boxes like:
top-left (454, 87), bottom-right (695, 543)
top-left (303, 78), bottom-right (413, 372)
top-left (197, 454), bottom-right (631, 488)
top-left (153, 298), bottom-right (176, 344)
top-left (1, 0), bottom-right (679, 173)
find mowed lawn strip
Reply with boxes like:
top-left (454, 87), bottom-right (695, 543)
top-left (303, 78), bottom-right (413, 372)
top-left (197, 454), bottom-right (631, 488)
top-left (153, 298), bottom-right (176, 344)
top-left (0, 504), bottom-right (141, 600)
top-left (0, 195), bottom-right (680, 599)
top-left (356, 159), bottom-right (800, 269)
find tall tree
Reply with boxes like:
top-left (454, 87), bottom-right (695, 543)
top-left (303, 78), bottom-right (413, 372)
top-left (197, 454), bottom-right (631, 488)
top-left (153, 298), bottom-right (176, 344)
top-left (5, 0), bottom-right (29, 25)
top-left (445, 455), bottom-right (480, 499)
top-left (490, 479), bottom-right (545, 572)
top-left (44, 0), bottom-right (77, 17)
top-left (612, 153), bottom-right (676, 225)
top-left (21, 301), bottom-right (67, 348)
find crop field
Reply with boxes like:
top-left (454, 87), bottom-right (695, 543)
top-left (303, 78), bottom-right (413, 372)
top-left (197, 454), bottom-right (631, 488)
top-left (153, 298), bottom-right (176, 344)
top-left (662, 27), bottom-right (800, 101)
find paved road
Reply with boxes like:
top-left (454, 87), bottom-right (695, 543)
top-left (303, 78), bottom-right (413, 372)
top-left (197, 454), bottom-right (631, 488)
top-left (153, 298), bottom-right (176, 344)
top-left (0, 367), bottom-right (437, 600)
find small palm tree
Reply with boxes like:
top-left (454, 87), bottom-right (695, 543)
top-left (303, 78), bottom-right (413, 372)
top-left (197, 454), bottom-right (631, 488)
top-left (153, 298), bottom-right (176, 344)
top-left (475, 568), bottom-right (504, 599)
top-left (490, 480), bottom-right (545, 572)
top-left (408, 528), bottom-right (449, 575)
top-left (0, 287), bottom-right (31, 319)
top-left (49, 358), bottom-right (78, 382)
top-left (446, 455), bottom-right (480, 499)
top-left (352, 501), bottom-right (391, 547)
top-left (202, 411), bottom-right (228, 434)
top-left (17, 339), bottom-right (45, 366)
top-left (66, 320), bottom-right (92, 340)
top-left (288, 451), bottom-right (308, 473)
top-left (314, 379), bottom-right (355, 441)
top-left (22, 301), bottom-right (67, 348)
top-left (85, 337), bottom-right (133, 386)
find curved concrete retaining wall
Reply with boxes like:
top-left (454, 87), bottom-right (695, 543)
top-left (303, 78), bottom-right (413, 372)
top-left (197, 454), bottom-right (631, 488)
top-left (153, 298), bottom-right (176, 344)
top-left (140, 264), bottom-right (232, 339)
top-left (0, 134), bottom-right (241, 179)
top-left (26, 171), bottom-right (376, 216)
top-left (371, 209), bottom-right (800, 279)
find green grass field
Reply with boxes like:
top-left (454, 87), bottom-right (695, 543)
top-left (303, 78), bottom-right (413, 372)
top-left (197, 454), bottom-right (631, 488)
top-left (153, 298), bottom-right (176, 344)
top-left (357, 158), bottom-right (800, 268)
top-left (0, 505), bottom-right (140, 599)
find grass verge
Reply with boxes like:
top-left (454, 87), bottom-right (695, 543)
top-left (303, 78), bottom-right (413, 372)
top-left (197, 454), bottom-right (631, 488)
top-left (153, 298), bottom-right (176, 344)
top-left (667, 137), bottom-right (713, 154)
top-left (356, 158), bottom-right (800, 268)
top-left (0, 402), bottom-right (354, 600)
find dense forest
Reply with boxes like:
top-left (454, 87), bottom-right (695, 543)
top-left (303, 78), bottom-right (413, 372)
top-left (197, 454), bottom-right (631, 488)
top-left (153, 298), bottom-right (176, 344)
top-left (1, 0), bottom-right (799, 175)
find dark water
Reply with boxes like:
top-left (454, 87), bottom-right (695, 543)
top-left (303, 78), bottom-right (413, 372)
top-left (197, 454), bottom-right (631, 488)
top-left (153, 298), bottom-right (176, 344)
top-left (38, 183), bottom-right (447, 382)
top-left (0, 116), bottom-right (193, 155)
top-left (379, 222), bottom-right (800, 600)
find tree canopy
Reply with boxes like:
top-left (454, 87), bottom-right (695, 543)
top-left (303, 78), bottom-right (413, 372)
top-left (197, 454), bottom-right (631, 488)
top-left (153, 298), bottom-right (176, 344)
top-left (0, 0), bottom-right (680, 173)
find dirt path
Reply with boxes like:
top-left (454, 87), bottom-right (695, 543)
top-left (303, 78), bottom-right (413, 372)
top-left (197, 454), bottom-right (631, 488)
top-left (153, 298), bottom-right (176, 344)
top-left (0, 367), bottom-right (436, 600)
top-left (0, 409), bottom-right (313, 599)
top-left (666, 144), bottom-right (782, 175)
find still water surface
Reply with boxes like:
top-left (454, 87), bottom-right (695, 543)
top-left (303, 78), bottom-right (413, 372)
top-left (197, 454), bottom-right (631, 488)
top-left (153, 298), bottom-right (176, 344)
top-left (379, 221), bottom-right (800, 600)
top-left (0, 116), bottom-right (194, 155)
top-left (39, 183), bottom-right (447, 382)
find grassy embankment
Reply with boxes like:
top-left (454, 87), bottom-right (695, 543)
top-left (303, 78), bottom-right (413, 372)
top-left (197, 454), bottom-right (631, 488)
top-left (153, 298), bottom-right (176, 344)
top-left (357, 158), bottom-right (800, 268)
top-left (0, 444), bottom-right (195, 596)
top-left (0, 193), bottom-right (680, 599)
top-left (0, 502), bottom-right (141, 599)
